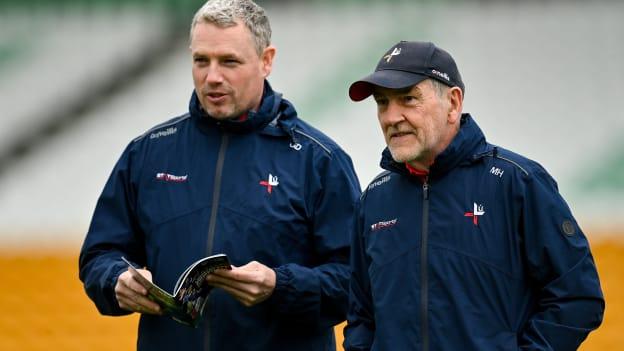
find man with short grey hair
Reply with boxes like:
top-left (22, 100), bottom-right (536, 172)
top-left (79, 1), bottom-right (360, 350)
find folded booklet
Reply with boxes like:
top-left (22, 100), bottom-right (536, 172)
top-left (122, 254), bottom-right (231, 327)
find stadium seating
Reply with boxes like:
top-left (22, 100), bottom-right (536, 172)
top-left (0, 1), bottom-right (622, 350)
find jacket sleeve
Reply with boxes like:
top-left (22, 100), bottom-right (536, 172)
top-left (343, 200), bottom-right (375, 351)
top-left (78, 143), bottom-right (146, 316)
top-left (518, 167), bottom-right (604, 350)
top-left (269, 148), bottom-right (360, 329)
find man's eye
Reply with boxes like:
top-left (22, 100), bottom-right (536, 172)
top-left (374, 97), bottom-right (388, 105)
top-left (402, 96), bottom-right (416, 103)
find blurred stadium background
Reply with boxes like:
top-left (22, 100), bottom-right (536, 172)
top-left (0, 0), bottom-right (622, 349)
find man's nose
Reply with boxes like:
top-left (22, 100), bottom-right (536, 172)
top-left (380, 101), bottom-right (405, 126)
top-left (204, 64), bottom-right (224, 85)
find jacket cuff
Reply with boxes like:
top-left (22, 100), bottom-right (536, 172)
top-left (273, 265), bottom-right (294, 301)
top-left (102, 263), bottom-right (133, 316)
top-left (271, 264), bottom-right (305, 316)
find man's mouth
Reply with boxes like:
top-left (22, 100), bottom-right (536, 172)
top-left (205, 92), bottom-right (228, 103)
top-left (390, 131), bottom-right (412, 139)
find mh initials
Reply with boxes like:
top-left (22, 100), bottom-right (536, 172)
top-left (490, 166), bottom-right (504, 178)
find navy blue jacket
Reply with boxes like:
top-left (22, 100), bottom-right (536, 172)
top-left (344, 114), bottom-right (604, 351)
top-left (79, 82), bottom-right (361, 351)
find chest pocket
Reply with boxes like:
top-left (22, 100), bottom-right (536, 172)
top-left (366, 219), bottom-right (420, 278)
top-left (214, 165), bottom-right (311, 264)
top-left (138, 172), bottom-right (209, 230)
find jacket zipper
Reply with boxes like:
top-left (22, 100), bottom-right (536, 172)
top-left (421, 177), bottom-right (430, 351)
top-left (206, 133), bottom-right (228, 256)
top-left (204, 133), bottom-right (229, 351)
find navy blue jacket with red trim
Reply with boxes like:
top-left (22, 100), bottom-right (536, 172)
top-left (79, 82), bottom-right (361, 351)
top-left (344, 114), bottom-right (604, 351)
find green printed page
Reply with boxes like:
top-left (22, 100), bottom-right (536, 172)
top-left (121, 255), bottom-right (231, 327)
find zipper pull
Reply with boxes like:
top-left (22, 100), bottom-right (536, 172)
top-left (423, 177), bottom-right (429, 200)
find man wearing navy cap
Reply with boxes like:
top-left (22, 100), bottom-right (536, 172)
top-left (343, 41), bottom-right (604, 350)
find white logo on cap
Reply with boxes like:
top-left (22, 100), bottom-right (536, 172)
top-left (383, 47), bottom-right (402, 63)
top-left (431, 69), bottom-right (450, 81)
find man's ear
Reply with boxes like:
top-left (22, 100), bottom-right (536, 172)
top-left (261, 45), bottom-right (276, 78)
top-left (447, 86), bottom-right (463, 124)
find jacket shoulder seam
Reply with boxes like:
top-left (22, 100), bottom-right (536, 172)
top-left (293, 129), bottom-right (332, 155)
top-left (132, 114), bottom-right (190, 143)
top-left (361, 170), bottom-right (392, 199)
top-left (368, 170), bottom-right (392, 184)
top-left (480, 147), bottom-right (530, 176)
top-left (494, 154), bottom-right (529, 176)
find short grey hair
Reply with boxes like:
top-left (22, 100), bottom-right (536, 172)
top-left (428, 79), bottom-right (450, 98)
top-left (428, 79), bottom-right (463, 117)
top-left (190, 0), bottom-right (272, 55)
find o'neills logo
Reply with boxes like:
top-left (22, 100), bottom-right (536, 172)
top-left (156, 173), bottom-right (188, 182)
top-left (370, 218), bottom-right (398, 232)
top-left (367, 175), bottom-right (391, 191)
top-left (431, 69), bottom-right (450, 81)
top-left (150, 127), bottom-right (177, 139)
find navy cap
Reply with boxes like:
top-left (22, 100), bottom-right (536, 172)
top-left (349, 41), bottom-right (464, 101)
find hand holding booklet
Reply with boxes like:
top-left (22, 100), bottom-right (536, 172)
top-left (122, 254), bottom-right (231, 327)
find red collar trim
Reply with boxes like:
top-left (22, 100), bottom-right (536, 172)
top-left (405, 162), bottom-right (429, 179)
top-left (236, 112), bottom-right (249, 122)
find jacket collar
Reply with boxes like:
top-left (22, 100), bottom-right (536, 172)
top-left (190, 80), bottom-right (285, 134)
top-left (380, 114), bottom-right (488, 179)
